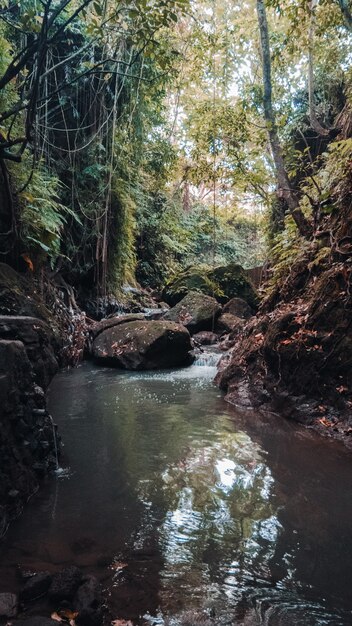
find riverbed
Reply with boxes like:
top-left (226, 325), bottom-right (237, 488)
top-left (0, 356), bottom-right (352, 625)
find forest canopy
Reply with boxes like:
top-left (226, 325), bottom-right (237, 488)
top-left (0, 0), bottom-right (351, 296)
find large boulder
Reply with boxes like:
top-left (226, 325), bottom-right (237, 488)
top-left (162, 263), bottom-right (258, 307)
top-left (92, 320), bottom-right (193, 370)
top-left (0, 592), bottom-right (18, 618)
top-left (48, 566), bottom-right (82, 601)
top-left (210, 263), bottom-right (258, 307)
top-left (162, 266), bottom-right (222, 306)
top-left (163, 291), bottom-right (221, 334)
top-left (216, 313), bottom-right (245, 335)
top-left (192, 331), bottom-right (219, 346)
top-left (90, 313), bottom-right (145, 341)
top-left (222, 297), bottom-right (254, 319)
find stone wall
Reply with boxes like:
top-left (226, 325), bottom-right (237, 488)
top-left (0, 316), bottom-right (60, 536)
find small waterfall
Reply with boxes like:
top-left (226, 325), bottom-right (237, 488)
top-left (193, 350), bottom-right (222, 367)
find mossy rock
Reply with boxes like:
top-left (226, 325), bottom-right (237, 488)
top-left (162, 263), bottom-right (258, 308)
top-left (162, 266), bottom-right (221, 306)
top-left (209, 263), bottom-right (258, 307)
top-left (0, 263), bottom-right (54, 322)
top-left (164, 291), bottom-right (221, 334)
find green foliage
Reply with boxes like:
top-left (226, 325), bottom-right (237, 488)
top-left (109, 177), bottom-right (137, 288)
top-left (16, 161), bottom-right (81, 265)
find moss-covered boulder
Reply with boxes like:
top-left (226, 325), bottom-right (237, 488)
top-left (92, 320), bottom-right (193, 370)
top-left (163, 291), bottom-right (221, 334)
top-left (210, 263), bottom-right (258, 307)
top-left (162, 266), bottom-right (221, 306)
top-left (162, 264), bottom-right (258, 307)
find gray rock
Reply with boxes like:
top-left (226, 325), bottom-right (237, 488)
top-left (0, 316), bottom-right (58, 389)
top-left (215, 313), bottom-right (245, 334)
top-left (222, 297), bottom-right (254, 319)
top-left (49, 566), bottom-right (82, 601)
top-left (90, 313), bottom-right (145, 341)
top-left (192, 331), bottom-right (219, 346)
top-left (75, 576), bottom-right (102, 626)
top-left (164, 291), bottom-right (221, 334)
top-left (20, 571), bottom-right (52, 602)
top-left (92, 320), bottom-right (193, 370)
top-left (0, 592), bottom-right (18, 617)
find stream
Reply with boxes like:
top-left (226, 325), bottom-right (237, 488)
top-left (1, 353), bottom-right (352, 625)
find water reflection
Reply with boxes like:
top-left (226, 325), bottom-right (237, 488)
top-left (0, 359), bottom-right (351, 625)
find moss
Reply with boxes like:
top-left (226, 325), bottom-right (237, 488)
top-left (0, 263), bottom-right (56, 325)
top-left (163, 263), bottom-right (258, 308)
top-left (210, 263), bottom-right (258, 307)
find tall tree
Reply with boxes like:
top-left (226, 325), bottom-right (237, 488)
top-left (256, 0), bottom-right (312, 237)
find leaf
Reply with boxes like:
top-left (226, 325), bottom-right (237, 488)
top-left (111, 620), bottom-right (133, 626)
top-left (51, 614), bottom-right (64, 623)
top-left (21, 253), bottom-right (34, 271)
top-left (59, 610), bottom-right (79, 621)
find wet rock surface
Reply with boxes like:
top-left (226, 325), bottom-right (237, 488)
top-left (21, 573), bottom-right (53, 603)
top-left (192, 331), bottom-right (219, 346)
top-left (0, 592), bottom-right (18, 617)
top-left (0, 316), bottom-right (58, 389)
top-left (7, 567), bottom-right (104, 626)
top-left (164, 291), bottom-right (221, 334)
top-left (92, 320), bottom-right (193, 370)
top-left (0, 338), bottom-right (59, 537)
top-left (89, 314), bottom-right (145, 341)
top-left (15, 618), bottom-right (59, 626)
top-left (49, 566), bottom-right (83, 601)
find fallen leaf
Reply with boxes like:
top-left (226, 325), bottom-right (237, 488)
top-left (336, 385), bottom-right (348, 394)
top-left (318, 405), bottom-right (327, 413)
top-left (21, 253), bottom-right (34, 271)
top-left (111, 620), bottom-right (133, 626)
top-left (318, 417), bottom-right (332, 427)
top-left (59, 610), bottom-right (79, 621)
top-left (51, 614), bottom-right (64, 623)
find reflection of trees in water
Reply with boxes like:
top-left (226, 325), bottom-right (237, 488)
top-left (134, 428), bottom-right (281, 611)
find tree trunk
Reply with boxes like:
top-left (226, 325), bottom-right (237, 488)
top-left (256, 0), bottom-right (312, 238)
top-left (338, 0), bottom-right (352, 31)
top-left (308, 0), bottom-right (329, 136)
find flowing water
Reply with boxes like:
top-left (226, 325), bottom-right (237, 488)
top-left (1, 354), bottom-right (352, 625)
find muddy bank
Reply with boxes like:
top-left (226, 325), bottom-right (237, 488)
top-left (216, 245), bottom-right (352, 446)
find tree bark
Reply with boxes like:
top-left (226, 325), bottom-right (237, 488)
top-left (338, 0), bottom-right (352, 31)
top-left (308, 0), bottom-right (329, 136)
top-left (256, 0), bottom-right (312, 238)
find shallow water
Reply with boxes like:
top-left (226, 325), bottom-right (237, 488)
top-left (1, 356), bottom-right (352, 625)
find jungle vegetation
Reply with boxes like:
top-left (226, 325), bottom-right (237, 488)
top-left (0, 0), bottom-right (351, 296)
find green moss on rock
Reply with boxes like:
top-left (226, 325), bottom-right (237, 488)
top-left (163, 263), bottom-right (258, 308)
